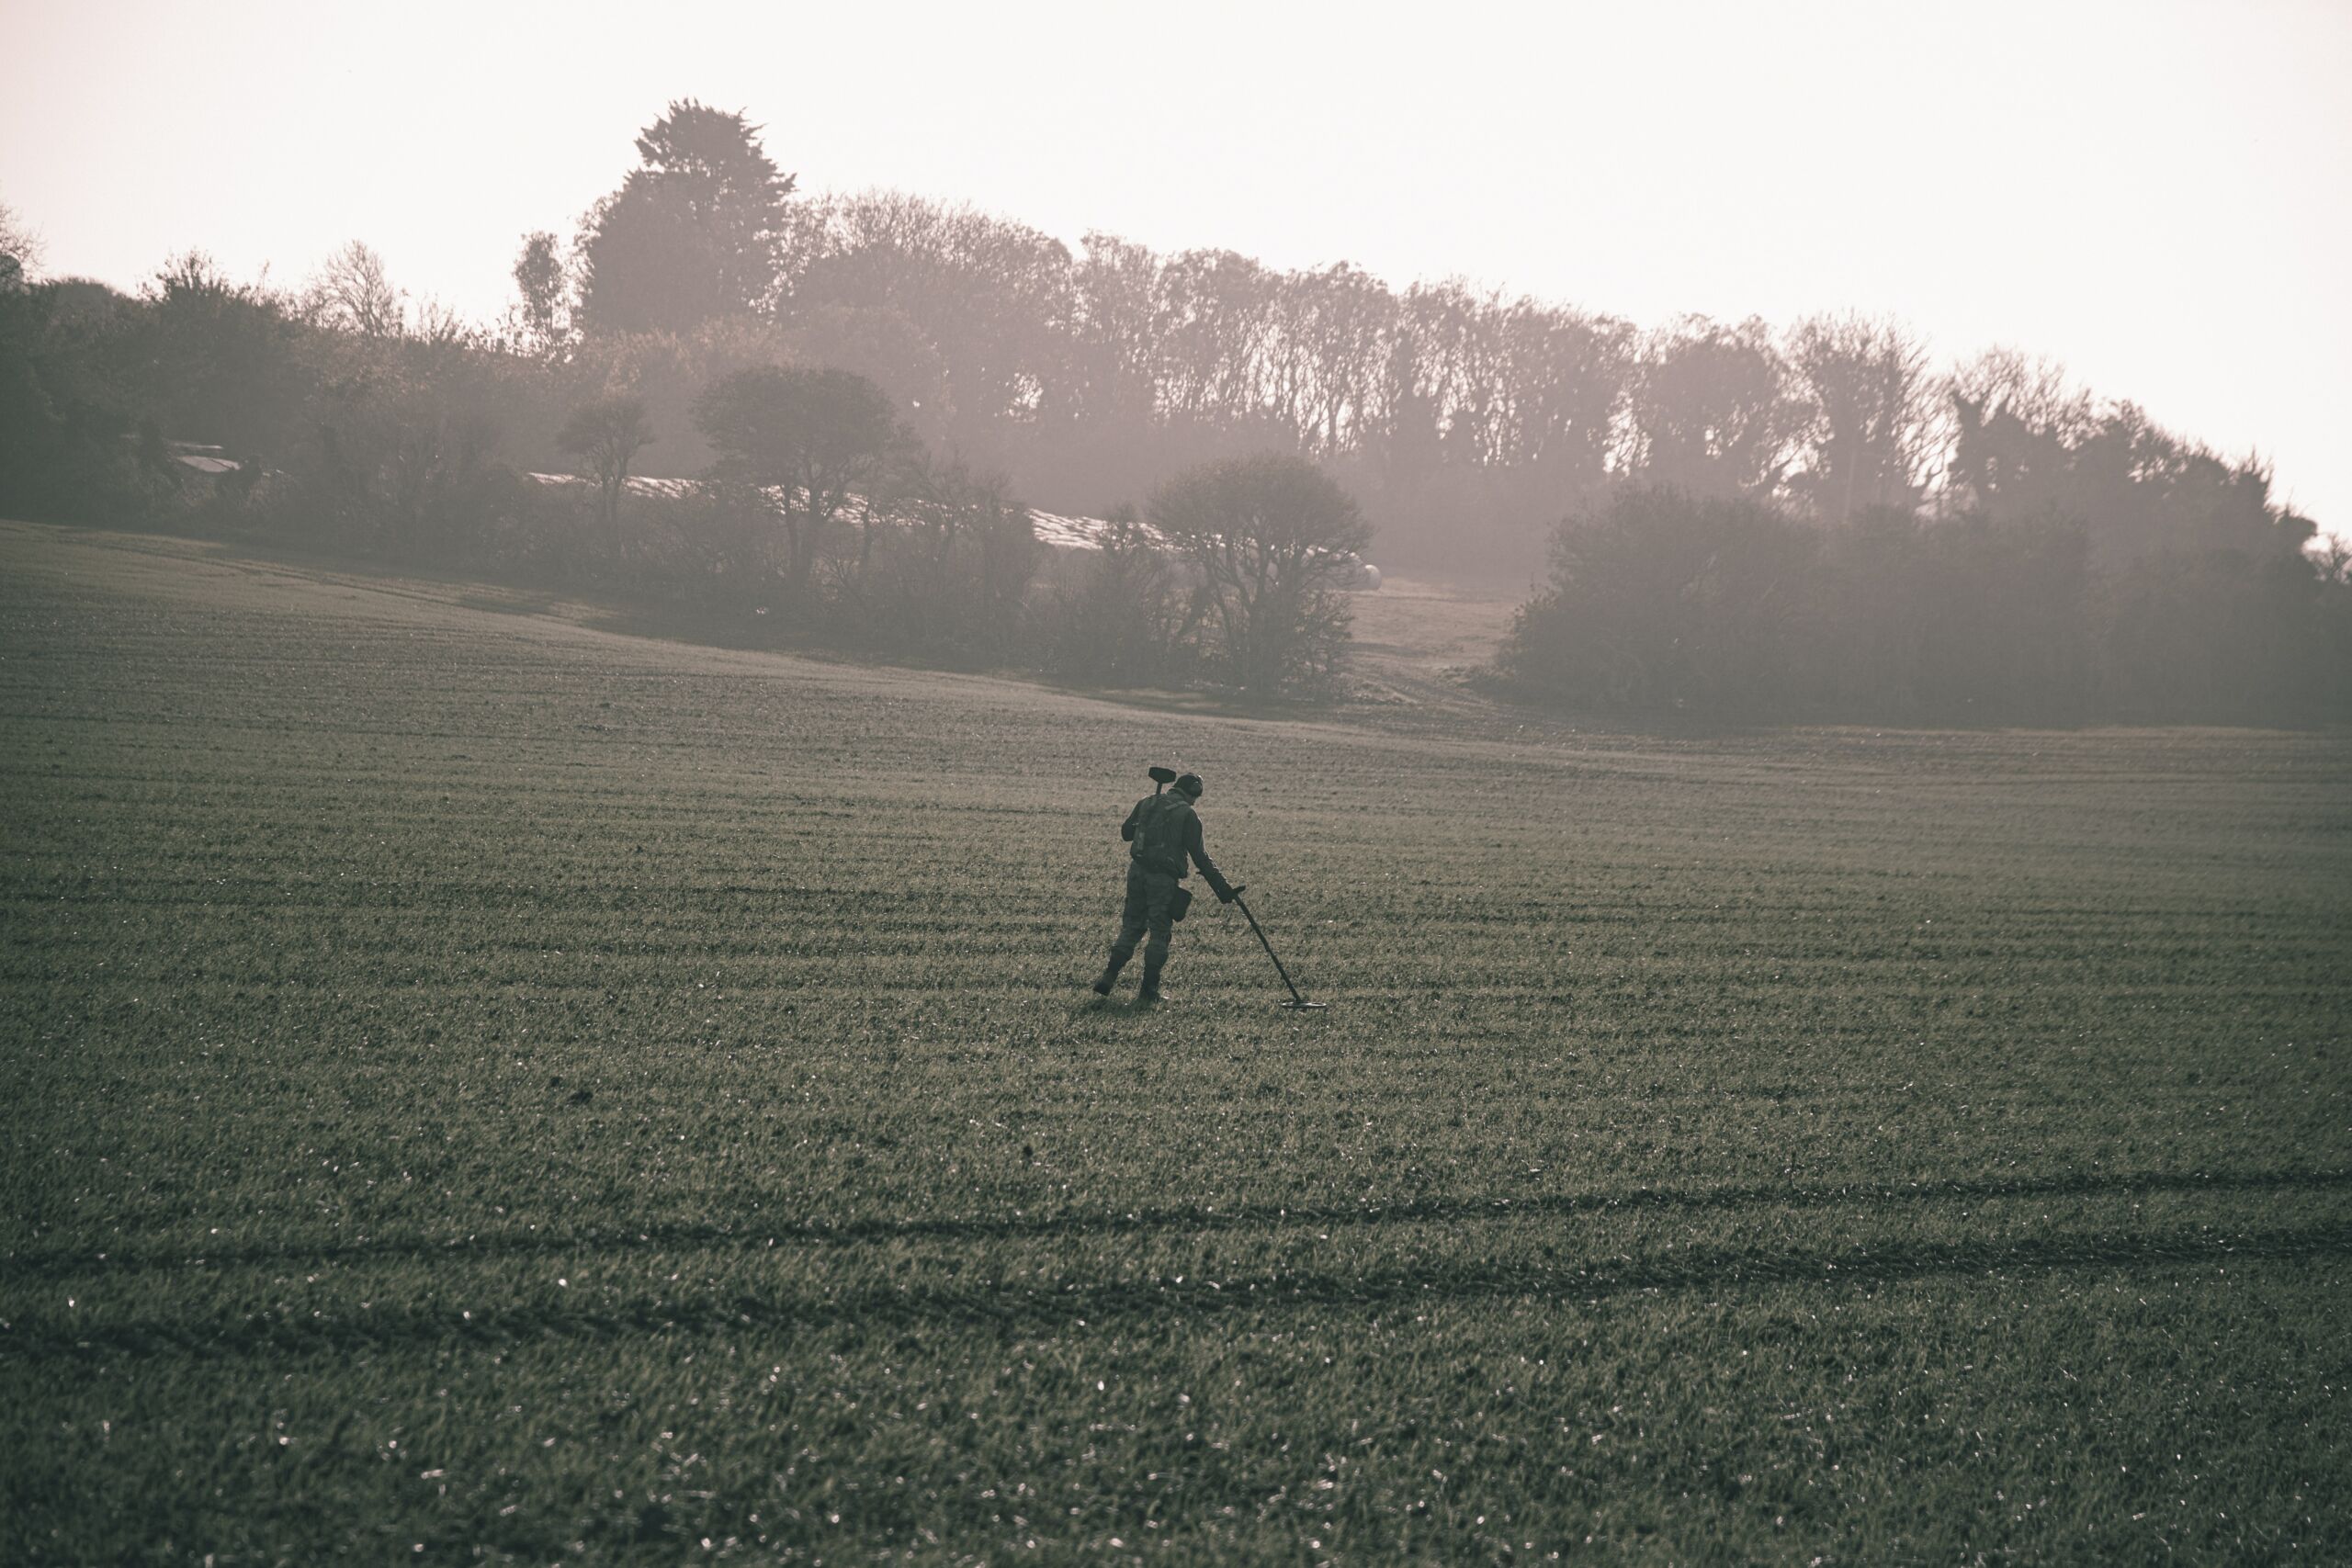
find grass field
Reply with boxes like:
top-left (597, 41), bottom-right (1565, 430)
top-left (4, 519), bottom-right (2349, 1564)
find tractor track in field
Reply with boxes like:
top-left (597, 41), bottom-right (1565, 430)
top-left (12, 1221), bottom-right (2347, 1362)
top-left (17, 1165), bottom-right (2349, 1280)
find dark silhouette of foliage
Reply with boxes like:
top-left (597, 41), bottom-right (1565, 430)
top-left (1502, 489), bottom-right (1820, 713)
top-left (1502, 482), bottom-right (2346, 724)
top-left (864, 455), bottom-right (1038, 661)
top-left (556, 395), bottom-right (652, 531)
top-left (139, 252), bottom-right (309, 461)
top-left (1627, 317), bottom-right (1803, 500)
top-left (509, 231), bottom-right (571, 358)
top-left (0, 274), bottom-right (143, 518)
top-left (1041, 504), bottom-right (1192, 686)
top-left (578, 101), bottom-right (795, 335)
top-left (1784, 313), bottom-right (1933, 525)
top-left (3, 149), bottom-right (2340, 718)
top-left (1149, 452), bottom-right (1371, 694)
top-left (690, 364), bottom-right (903, 596)
top-left (784, 193), bottom-right (1074, 459)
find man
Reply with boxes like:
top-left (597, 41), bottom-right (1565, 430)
top-left (1093, 771), bottom-right (1239, 1004)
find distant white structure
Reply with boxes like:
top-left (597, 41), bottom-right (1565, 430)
top-left (527, 472), bottom-right (1384, 587)
top-left (137, 439), bottom-right (247, 488)
top-left (171, 448), bottom-right (243, 478)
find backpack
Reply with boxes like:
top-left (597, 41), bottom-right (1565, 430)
top-left (1133, 793), bottom-right (1193, 876)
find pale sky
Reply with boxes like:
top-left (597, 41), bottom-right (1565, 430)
top-left (5, 0), bottom-right (2346, 536)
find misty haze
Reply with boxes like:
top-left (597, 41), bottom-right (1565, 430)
top-left (2, 4), bottom-right (2347, 1562)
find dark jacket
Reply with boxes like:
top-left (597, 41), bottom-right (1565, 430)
top-left (1122, 792), bottom-right (1234, 897)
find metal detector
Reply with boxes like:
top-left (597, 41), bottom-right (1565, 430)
top-left (1148, 764), bottom-right (1177, 792)
top-left (1228, 890), bottom-right (1328, 1010)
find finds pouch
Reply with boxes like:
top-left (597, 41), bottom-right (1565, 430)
top-left (1169, 884), bottom-right (1194, 923)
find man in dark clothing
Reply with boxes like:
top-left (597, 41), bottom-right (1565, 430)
top-left (1092, 772), bottom-right (1238, 1004)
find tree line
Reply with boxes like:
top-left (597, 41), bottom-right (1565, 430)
top-left (520, 108), bottom-right (1949, 581)
top-left (1500, 486), bottom-right (2347, 724)
top-left (2, 103), bottom-right (2345, 717)
top-left (0, 194), bottom-right (1366, 692)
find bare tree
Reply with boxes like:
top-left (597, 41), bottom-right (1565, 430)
top-left (1154, 249), bottom-right (1279, 423)
top-left (409, 299), bottom-right (478, 350)
top-left (1784, 312), bottom-right (1933, 524)
top-left (557, 396), bottom-right (654, 533)
top-left (1069, 232), bottom-right (1166, 425)
top-left (0, 197), bottom-right (40, 291)
top-left (1948, 346), bottom-right (2093, 437)
top-left (1149, 451), bottom-right (1370, 693)
top-left (786, 192), bottom-right (1075, 445)
top-left (311, 241), bottom-right (402, 337)
top-left (509, 231), bottom-right (571, 357)
top-left (1280, 262), bottom-right (1391, 456)
top-left (692, 365), bottom-right (904, 597)
top-left (2311, 533), bottom-right (2352, 588)
top-left (1627, 315), bottom-right (1802, 499)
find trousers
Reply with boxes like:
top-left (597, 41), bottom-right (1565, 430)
top-left (1109, 861), bottom-right (1180, 971)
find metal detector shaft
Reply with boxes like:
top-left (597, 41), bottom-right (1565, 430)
top-left (1233, 895), bottom-right (1310, 1006)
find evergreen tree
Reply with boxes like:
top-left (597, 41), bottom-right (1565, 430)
top-left (578, 100), bottom-right (795, 335)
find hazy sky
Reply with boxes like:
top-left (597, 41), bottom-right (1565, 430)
top-left (5, 0), bottom-right (2346, 534)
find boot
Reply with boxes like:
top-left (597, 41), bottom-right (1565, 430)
top-left (1136, 954), bottom-right (1168, 1005)
top-left (1092, 950), bottom-right (1130, 996)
